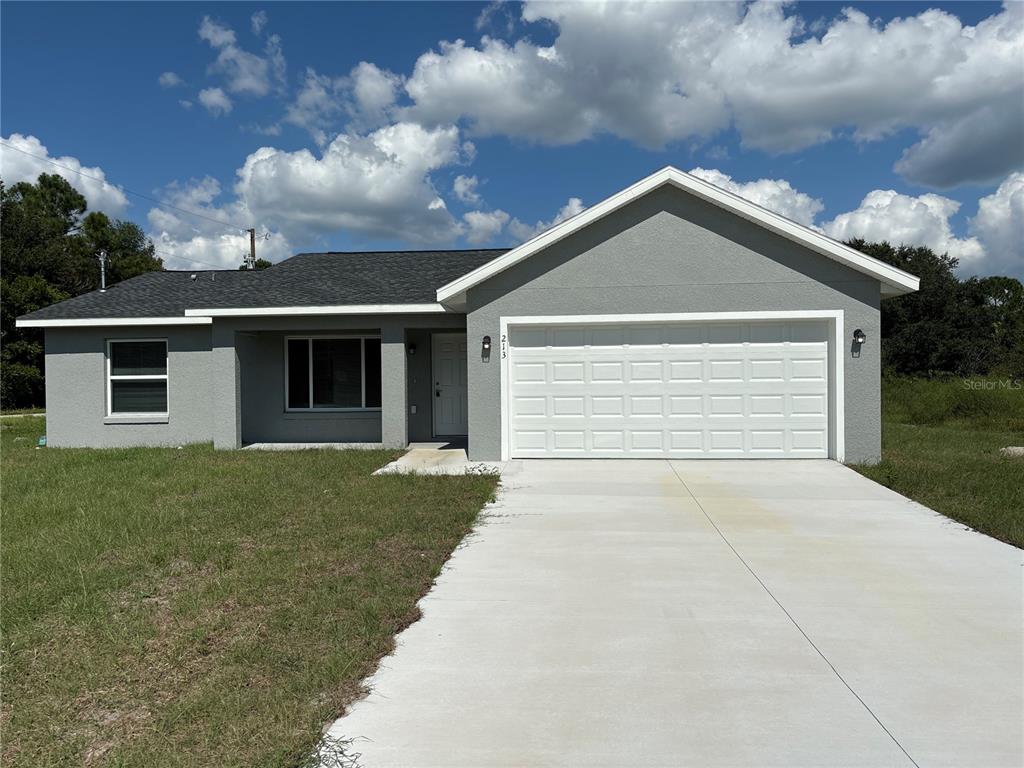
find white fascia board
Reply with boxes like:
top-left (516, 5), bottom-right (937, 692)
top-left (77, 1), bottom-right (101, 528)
top-left (183, 303), bottom-right (450, 318)
top-left (437, 166), bottom-right (920, 303)
top-left (16, 316), bottom-right (212, 328)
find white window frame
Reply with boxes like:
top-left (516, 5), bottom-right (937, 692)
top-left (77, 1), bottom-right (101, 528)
top-left (284, 335), bottom-right (382, 413)
top-left (106, 338), bottom-right (169, 417)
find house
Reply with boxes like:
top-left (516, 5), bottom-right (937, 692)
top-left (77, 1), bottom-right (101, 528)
top-left (16, 167), bottom-right (919, 463)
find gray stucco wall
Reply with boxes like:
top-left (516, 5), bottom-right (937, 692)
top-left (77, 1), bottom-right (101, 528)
top-left (208, 314), bottom-right (466, 448)
top-left (43, 314), bottom-right (467, 449)
top-left (237, 329), bottom-right (383, 444)
top-left (465, 185), bottom-right (882, 463)
top-left (43, 326), bottom-right (214, 447)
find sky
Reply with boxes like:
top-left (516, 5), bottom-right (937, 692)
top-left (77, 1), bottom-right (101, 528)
top-left (1, 1), bottom-right (1021, 278)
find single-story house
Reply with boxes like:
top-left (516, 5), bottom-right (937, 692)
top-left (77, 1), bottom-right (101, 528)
top-left (17, 167), bottom-right (919, 463)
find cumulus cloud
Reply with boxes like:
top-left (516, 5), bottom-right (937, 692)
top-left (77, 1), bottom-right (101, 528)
top-left (152, 229), bottom-right (293, 270)
top-left (199, 16), bottom-right (285, 97)
top-left (462, 209), bottom-right (509, 244)
top-left (198, 87), bottom-right (232, 116)
top-left (453, 174), bottom-right (481, 205)
top-left (684, 167), bottom-right (1024, 278)
top-left (198, 16), bottom-right (236, 48)
top-left (397, 2), bottom-right (1022, 187)
top-left (823, 189), bottom-right (985, 266)
top-left (348, 61), bottom-right (402, 129)
top-left (179, 99), bottom-right (193, 110)
top-left (894, 100), bottom-right (1024, 188)
top-left (284, 62), bottom-right (401, 144)
top-left (0, 133), bottom-right (129, 215)
top-left (158, 71), bottom-right (183, 88)
top-left (688, 168), bottom-right (824, 227)
top-left (235, 122), bottom-right (472, 243)
top-left (251, 10), bottom-right (268, 36)
top-left (968, 173), bottom-right (1024, 278)
top-left (145, 176), bottom-right (293, 270)
top-left (508, 197), bottom-right (585, 242)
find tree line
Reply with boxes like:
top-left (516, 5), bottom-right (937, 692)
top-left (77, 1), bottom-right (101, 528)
top-left (1, 173), bottom-right (1021, 409)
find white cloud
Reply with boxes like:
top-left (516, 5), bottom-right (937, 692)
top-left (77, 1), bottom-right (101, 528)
top-left (234, 122), bottom-right (471, 243)
top-left (178, 99), bottom-right (193, 110)
top-left (251, 10), bottom-right (268, 36)
top-left (284, 62), bottom-right (401, 144)
top-left (680, 167), bottom-right (1024, 278)
top-left (197, 16), bottom-right (236, 48)
top-left (688, 168), bottom-right (824, 227)
top-left (198, 87), bottom-right (232, 116)
top-left (144, 176), bottom-right (293, 270)
top-left (152, 229), bottom-right (293, 270)
top-left (453, 174), bottom-right (481, 205)
top-left (462, 209), bottom-right (510, 244)
top-left (0, 133), bottom-right (129, 216)
top-left (508, 197), bottom-right (585, 241)
top-left (199, 16), bottom-right (285, 97)
top-left (348, 61), bottom-right (402, 129)
top-left (475, 1), bottom-right (517, 36)
top-left (398, 2), bottom-right (1022, 187)
top-left (823, 189), bottom-right (985, 266)
top-left (284, 69), bottom-right (344, 145)
top-left (968, 173), bottom-right (1024, 278)
top-left (158, 71), bottom-right (183, 88)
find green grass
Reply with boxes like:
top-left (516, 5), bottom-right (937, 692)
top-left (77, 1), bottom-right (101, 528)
top-left (0, 418), bottom-right (498, 767)
top-left (852, 376), bottom-right (1024, 549)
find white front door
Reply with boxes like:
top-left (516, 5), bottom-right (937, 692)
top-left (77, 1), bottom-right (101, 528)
top-left (432, 333), bottom-right (468, 436)
top-left (506, 319), bottom-right (830, 458)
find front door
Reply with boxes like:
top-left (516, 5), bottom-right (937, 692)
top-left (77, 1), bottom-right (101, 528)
top-left (432, 333), bottom-right (468, 436)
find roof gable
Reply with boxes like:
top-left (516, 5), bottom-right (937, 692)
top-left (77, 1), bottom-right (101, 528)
top-left (436, 167), bottom-right (919, 306)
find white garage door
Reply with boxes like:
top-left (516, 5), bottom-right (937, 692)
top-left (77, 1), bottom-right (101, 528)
top-left (506, 320), bottom-right (830, 459)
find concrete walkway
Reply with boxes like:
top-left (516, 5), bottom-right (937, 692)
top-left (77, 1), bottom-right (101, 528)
top-left (326, 460), bottom-right (1023, 768)
top-left (373, 441), bottom-right (505, 476)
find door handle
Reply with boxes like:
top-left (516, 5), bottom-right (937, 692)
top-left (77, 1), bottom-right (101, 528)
top-left (435, 390), bottom-right (441, 398)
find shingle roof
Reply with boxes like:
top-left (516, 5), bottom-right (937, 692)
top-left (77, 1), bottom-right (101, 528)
top-left (18, 249), bottom-right (508, 320)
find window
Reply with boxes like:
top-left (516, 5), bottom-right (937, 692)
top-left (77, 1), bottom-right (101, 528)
top-left (286, 336), bottom-right (382, 411)
top-left (106, 340), bottom-right (168, 415)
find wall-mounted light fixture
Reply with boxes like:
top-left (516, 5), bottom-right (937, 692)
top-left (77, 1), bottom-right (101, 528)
top-left (407, 343), bottom-right (417, 356)
top-left (852, 328), bottom-right (866, 344)
top-left (482, 335), bottom-right (492, 355)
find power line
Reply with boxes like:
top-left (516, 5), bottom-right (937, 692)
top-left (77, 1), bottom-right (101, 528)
top-left (0, 139), bottom-right (247, 233)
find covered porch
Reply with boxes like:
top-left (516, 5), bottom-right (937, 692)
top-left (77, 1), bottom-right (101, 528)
top-left (209, 314), bottom-right (469, 450)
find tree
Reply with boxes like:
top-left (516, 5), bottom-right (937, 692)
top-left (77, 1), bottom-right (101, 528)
top-left (0, 174), bottom-right (163, 409)
top-left (239, 257), bottom-right (272, 270)
top-left (848, 239), bottom-right (1024, 377)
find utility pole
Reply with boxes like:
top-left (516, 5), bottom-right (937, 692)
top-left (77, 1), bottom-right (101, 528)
top-left (98, 250), bottom-right (108, 292)
top-left (246, 228), bottom-right (256, 270)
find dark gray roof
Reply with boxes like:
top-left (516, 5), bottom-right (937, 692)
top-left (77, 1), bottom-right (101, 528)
top-left (18, 249), bottom-right (508, 320)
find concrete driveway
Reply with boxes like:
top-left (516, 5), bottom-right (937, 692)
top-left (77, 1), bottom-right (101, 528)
top-left (327, 460), bottom-right (1023, 767)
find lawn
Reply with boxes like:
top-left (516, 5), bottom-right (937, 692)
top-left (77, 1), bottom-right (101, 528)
top-left (0, 417), bottom-right (498, 767)
top-left (852, 376), bottom-right (1024, 549)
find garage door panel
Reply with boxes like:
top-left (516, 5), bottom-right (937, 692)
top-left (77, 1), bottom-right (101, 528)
top-left (507, 320), bottom-right (829, 458)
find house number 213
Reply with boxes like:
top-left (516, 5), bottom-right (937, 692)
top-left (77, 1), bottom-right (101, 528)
top-left (500, 333), bottom-right (507, 359)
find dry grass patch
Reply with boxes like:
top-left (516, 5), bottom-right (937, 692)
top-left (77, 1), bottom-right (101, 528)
top-left (1, 417), bottom-right (498, 767)
top-left (852, 376), bottom-right (1024, 548)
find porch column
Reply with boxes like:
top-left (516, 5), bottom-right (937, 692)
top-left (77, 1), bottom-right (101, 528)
top-left (211, 322), bottom-right (241, 449)
top-left (380, 321), bottom-right (408, 448)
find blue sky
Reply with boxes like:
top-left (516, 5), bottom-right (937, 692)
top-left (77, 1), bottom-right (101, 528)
top-left (1, 1), bottom-right (1021, 277)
